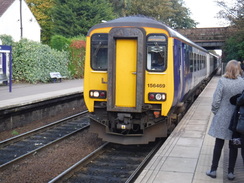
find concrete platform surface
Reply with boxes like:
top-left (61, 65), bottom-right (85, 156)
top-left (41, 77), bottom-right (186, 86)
top-left (0, 79), bottom-right (83, 109)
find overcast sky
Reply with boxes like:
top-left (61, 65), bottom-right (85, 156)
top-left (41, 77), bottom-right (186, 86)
top-left (184, 0), bottom-right (232, 27)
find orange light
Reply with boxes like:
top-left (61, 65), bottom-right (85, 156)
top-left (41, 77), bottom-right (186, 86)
top-left (153, 111), bottom-right (160, 118)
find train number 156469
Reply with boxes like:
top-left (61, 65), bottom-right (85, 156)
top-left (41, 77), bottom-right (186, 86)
top-left (147, 83), bottom-right (165, 88)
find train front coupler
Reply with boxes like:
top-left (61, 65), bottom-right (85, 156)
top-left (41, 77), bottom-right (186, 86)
top-left (115, 113), bottom-right (133, 130)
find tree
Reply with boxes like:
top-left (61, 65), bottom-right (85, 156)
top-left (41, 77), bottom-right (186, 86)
top-left (222, 35), bottom-right (244, 62)
top-left (109, 0), bottom-right (127, 17)
top-left (217, 0), bottom-right (244, 61)
top-left (110, 0), bottom-right (196, 28)
top-left (168, 0), bottom-right (197, 29)
top-left (217, 0), bottom-right (244, 30)
top-left (25, 0), bottom-right (54, 44)
top-left (52, 0), bottom-right (115, 37)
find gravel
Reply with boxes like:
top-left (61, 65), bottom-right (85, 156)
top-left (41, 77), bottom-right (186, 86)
top-left (0, 120), bottom-right (54, 141)
top-left (0, 123), bottom-right (104, 183)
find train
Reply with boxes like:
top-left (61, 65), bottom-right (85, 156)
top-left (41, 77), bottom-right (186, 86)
top-left (84, 16), bottom-right (220, 145)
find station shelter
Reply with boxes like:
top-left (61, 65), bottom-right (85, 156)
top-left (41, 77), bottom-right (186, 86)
top-left (0, 45), bottom-right (12, 92)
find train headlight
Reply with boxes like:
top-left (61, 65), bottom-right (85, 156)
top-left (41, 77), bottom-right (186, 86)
top-left (89, 90), bottom-right (107, 99)
top-left (148, 93), bottom-right (166, 101)
top-left (93, 91), bottom-right (99, 97)
top-left (155, 94), bottom-right (162, 100)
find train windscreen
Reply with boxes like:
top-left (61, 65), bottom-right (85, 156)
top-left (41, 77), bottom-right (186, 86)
top-left (91, 34), bottom-right (108, 70)
top-left (147, 34), bottom-right (167, 72)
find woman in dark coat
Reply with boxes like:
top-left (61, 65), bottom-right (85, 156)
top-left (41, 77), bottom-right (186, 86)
top-left (228, 91), bottom-right (244, 180)
top-left (206, 60), bottom-right (244, 180)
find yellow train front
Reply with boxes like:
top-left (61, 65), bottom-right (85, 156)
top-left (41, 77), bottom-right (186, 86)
top-left (84, 16), bottom-right (216, 145)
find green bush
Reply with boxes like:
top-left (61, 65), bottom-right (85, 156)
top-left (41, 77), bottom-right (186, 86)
top-left (49, 35), bottom-right (86, 79)
top-left (0, 34), bottom-right (14, 46)
top-left (13, 39), bottom-right (70, 83)
top-left (50, 35), bottom-right (71, 51)
top-left (69, 36), bottom-right (86, 78)
top-left (1, 34), bottom-right (86, 82)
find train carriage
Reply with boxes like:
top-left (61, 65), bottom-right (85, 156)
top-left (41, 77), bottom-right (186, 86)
top-left (84, 16), bottom-right (219, 145)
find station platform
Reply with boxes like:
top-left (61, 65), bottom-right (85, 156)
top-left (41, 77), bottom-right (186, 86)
top-left (135, 76), bottom-right (244, 183)
top-left (0, 79), bottom-right (83, 110)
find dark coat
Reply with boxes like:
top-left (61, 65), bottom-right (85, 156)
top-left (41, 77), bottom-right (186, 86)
top-left (237, 91), bottom-right (244, 106)
top-left (229, 91), bottom-right (244, 138)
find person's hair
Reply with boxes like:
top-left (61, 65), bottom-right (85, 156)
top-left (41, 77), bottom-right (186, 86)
top-left (224, 60), bottom-right (241, 79)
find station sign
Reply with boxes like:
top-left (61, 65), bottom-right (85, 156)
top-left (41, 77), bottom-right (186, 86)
top-left (0, 45), bottom-right (12, 92)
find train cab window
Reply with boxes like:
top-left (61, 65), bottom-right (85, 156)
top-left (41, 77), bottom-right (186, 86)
top-left (91, 34), bottom-right (108, 70)
top-left (146, 34), bottom-right (167, 72)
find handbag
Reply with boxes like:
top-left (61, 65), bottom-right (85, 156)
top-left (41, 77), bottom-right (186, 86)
top-left (236, 115), bottom-right (244, 134)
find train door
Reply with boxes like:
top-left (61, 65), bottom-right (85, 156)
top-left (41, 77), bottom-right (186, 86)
top-left (174, 40), bottom-right (187, 102)
top-left (0, 53), bottom-right (2, 75)
top-left (179, 44), bottom-right (184, 98)
top-left (115, 39), bottom-right (137, 107)
top-left (181, 43), bottom-right (188, 97)
top-left (107, 27), bottom-right (146, 113)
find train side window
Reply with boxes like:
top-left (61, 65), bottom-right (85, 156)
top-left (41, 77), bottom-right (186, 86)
top-left (201, 56), bottom-right (204, 69)
top-left (204, 56), bottom-right (206, 68)
top-left (200, 56), bottom-right (203, 69)
top-left (193, 53), bottom-right (197, 71)
top-left (197, 54), bottom-right (200, 70)
top-left (190, 52), bottom-right (193, 72)
top-left (146, 34), bottom-right (167, 72)
top-left (91, 34), bottom-right (108, 70)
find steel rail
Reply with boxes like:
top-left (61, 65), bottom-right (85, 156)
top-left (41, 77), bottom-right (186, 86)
top-left (49, 140), bottom-right (164, 183)
top-left (0, 110), bottom-right (88, 148)
top-left (0, 111), bottom-right (89, 170)
top-left (48, 142), bottom-right (109, 183)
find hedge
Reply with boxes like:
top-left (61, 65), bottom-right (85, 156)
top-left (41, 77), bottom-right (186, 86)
top-left (13, 39), bottom-right (70, 83)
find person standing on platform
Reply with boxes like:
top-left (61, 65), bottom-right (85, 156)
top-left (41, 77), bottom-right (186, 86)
top-left (228, 91), bottom-right (244, 180)
top-left (206, 60), bottom-right (244, 180)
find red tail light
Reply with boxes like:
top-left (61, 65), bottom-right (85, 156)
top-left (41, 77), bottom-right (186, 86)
top-left (149, 94), bottom-right (155, 100)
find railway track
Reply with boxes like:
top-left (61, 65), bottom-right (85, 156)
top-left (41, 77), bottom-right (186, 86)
top-left (49, 139), bottom-right (164, 183)
top-left (0, 111), bottom-right (89, 170)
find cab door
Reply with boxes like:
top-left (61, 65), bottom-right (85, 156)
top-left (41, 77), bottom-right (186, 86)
top-left (107, 27), bottom-right (146, 112)
top-left (115, 39), bottom-right (137, 107)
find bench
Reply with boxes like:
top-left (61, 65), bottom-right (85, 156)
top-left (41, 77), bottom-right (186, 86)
top-left (50, 72), bottom-right (66, 82)
top-left (0, 74), bottom-right (8, 85)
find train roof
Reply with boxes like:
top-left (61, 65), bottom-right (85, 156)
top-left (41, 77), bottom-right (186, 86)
top-left (87, 16), bottom-right (208, 52)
